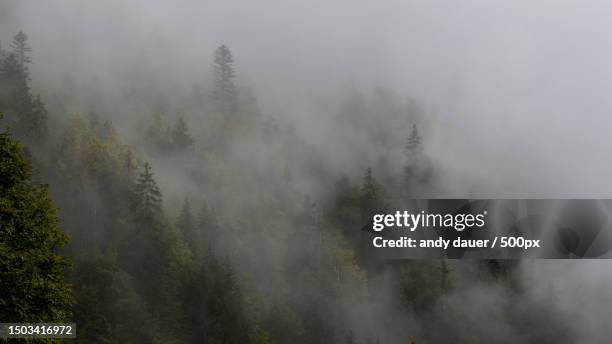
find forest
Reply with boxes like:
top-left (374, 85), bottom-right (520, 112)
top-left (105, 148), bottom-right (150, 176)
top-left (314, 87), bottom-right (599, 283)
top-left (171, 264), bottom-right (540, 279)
top-left (0, 29), bottom-right (574, 344)
top-left (1, 1), bottom-right (611, 343)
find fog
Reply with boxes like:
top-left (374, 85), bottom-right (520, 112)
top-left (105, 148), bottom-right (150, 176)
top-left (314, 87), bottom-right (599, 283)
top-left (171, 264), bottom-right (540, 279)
top-left (3, 0), bottom-right (612, 197)
top-left (2, 1), bottom-right (612, 343)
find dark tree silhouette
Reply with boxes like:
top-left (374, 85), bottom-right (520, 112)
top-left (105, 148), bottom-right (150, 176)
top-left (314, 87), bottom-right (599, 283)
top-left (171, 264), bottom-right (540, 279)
top-left (172, 116), bottom-right (195, 151)
top-left (11, 31), bottom-right (32, 71)
top-left (132, 162), bottom-right (162, 223)
top-left (405, 123), bottom-right (422, 153)
top-left (211, 44), bottom-right (238, 114)
top-left (0, 116), bottom-right (72, 322)
top-left (0, 32), bottom-right (47, 142)
top-left (404, 123), bottom-right (424, 188)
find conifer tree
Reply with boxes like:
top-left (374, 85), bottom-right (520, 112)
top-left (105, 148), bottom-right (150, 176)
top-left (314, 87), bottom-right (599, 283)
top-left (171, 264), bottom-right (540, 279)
top-left (206, 257), bottom-right (251, 343)
top-left (0, 32), bottom-right (47, 142)
top-left (8, 32), bottom-right (32, 119)
top-left (404, 123), bottom-right (423, 188)
top-left (361, 168), bottom-right (383, 213)
top-left (0, 116), bottom-right (72, 322)
top-left (29, 94), bottom-right (48, 138)
top-left (0, 52), bottom-right (29, 104)
top-left (11, 31), bottom-right (32, 72)
top-left (211, 44), bottom-right (238, 114)
top-left (171, 116), bottom-right (195, 150)
top-left (359, 167), bottom-right (385, 230)
top-left (405, 123), bottom-right (422, 153)
top-left (127, 163), bottom-right (192, 341)
top-left (132, 162), bottom-right (162, 224)
top-left (362, 168), bottom-right (381, 200)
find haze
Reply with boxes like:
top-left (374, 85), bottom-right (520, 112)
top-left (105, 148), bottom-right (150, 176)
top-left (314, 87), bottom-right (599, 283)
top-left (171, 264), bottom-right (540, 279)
top-left (2, 1), bottom-right (612, 343)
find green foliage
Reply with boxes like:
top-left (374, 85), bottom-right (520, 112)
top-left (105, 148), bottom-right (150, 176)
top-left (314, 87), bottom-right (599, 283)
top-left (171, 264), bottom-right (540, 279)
top-left (0, 119), bottom-right (72, 322)
top-left (183, 255), bottom-right (262, 344)
top-left (51, 114), bottom-right (136, 251)
top-left (72, 251), bottom-right (150, 344)
top-left (0, 34), bottom-right (475, 344)
top-left (132, 162), bottom-right (162, 223)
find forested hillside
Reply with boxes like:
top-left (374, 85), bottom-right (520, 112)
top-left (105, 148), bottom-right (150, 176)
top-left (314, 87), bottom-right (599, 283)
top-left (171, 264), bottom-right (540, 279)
top-left (0, 30), bottom-right (577, 344)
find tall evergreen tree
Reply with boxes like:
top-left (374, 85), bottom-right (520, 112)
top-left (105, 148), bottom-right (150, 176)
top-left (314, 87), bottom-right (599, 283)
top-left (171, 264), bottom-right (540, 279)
top-left (0, 32), bottom-right (47, 142)
top-left (0, 116), bottom-right (72, 322)
top-left (171, 116), bottom-right (195, 151)
top-left (361, 167), bottom-right (383, 219)
top-left (0, 52), bottom-right (29, 106)
top-left (11, 31), bottom-right (32, 72)
top-left (29, 94), bottom-right (48, 138)
top-left (404, 123), bottom-right (424, 188)
top-left (211, 44), bottom-right (238, 114)
top-left (132, 162), bottom-right (162, 223)
top-left (8, 32), bottom-right (32, 119)
top-left (405, 123), bottom-right (422, 153)
top-left (206, 257), bottom-right (252, 343)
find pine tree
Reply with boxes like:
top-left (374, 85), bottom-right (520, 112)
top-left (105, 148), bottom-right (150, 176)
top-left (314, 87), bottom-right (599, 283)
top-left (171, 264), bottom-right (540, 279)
top-left (362, 168), bottom-right (380, 199)
top-left (361, 168), bottom-right (383, 213)
top-left (9, 32), bottom-right (32, 121)
top-left (359, 168), bottom-right (385, 232)
top-left (11, 31), bottom-right (32, 73)
top-left (0, 116), bottom-right (72, 322)
top-left (0, 52), bottom-right (29, 107)
top-left (0, 32), bottom-right (47, 142)
top-left (132, 162), bottom-right (162, 224)
top-left (405, 123), bottom-right (422, 153)
top-left (29, 94), bottom-right (48, 138)
top-left (127, 163), bottom-right (193, 342)
top-left (171, 116), bottom-right (195, 151)
top-left (211, 44), bottom-right (238, 114)
top-left (206, 257), bottom-right (251, 343)
top-left (404, 123), bottom-right (423, 188)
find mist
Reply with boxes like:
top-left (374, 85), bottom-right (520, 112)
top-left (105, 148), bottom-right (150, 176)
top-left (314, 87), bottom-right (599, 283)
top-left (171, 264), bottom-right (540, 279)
top-left (1, 1), bottom-right (612, 343)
